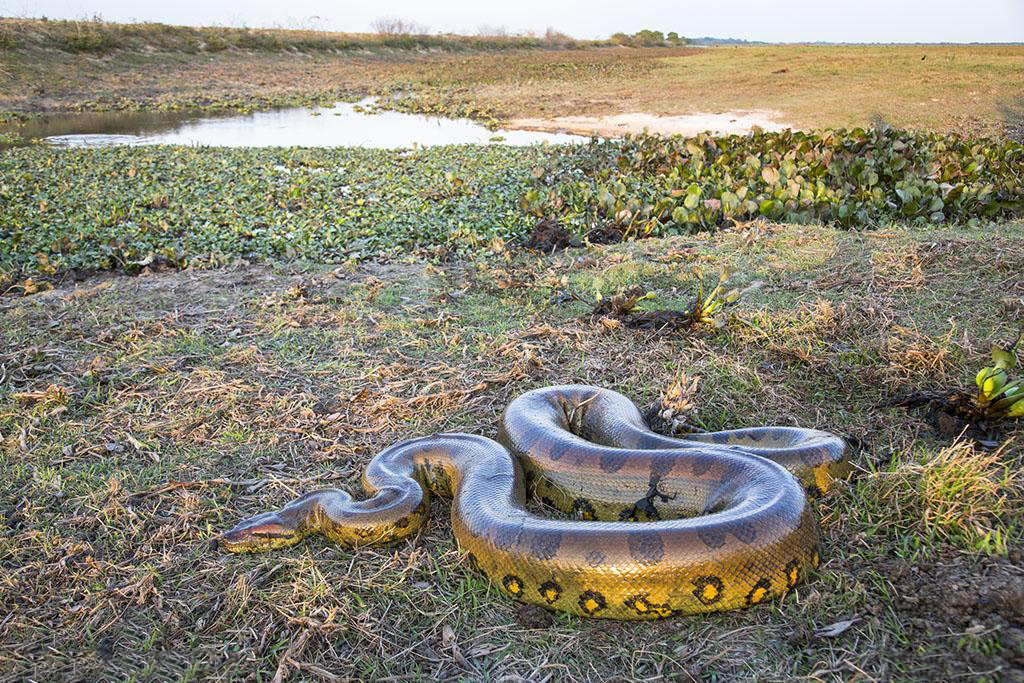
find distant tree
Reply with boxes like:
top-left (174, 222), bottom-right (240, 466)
top-left (666, 31), bottom-right (689, 45)
top-left (543, 27), bottom-right (574, 47)
top-left (372, 17), bottom-right (428, 36)
top-left (633, 29), bottom-right (665, 47)
top-left (610, 32), bottom-right (632, 46)
top-left (476, 24), bottom-right (510, 38)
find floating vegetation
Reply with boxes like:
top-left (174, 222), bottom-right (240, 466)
top-left (0, 144), bottom-right (566, 282)
top-left (523, 128), bottom-right (1024, 234)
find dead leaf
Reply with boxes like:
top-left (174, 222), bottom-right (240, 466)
top-left (441, 624), bottom-right (455, 649)
top-left (814, 617), bottom-right (859, 638)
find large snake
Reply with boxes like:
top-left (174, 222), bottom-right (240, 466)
top-left (220, 385), bottom-right (848, 619)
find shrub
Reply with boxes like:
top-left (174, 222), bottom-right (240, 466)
top-left (62, 31), bottom-right (119, 53)
top-left (0, 28), bottom-right (16, 50)
top-left (203, 34), bottom-right (229, 52)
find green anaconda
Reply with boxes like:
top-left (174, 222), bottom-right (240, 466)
top-left (220, 385), bottom-right (848, 619)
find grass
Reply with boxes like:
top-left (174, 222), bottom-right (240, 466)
top-left (2, 216), bottom-right (1022, 681)
top-left (0, 17), bottom-right (591, 55)
top-left (1, 26), bottom-right (1021, 135)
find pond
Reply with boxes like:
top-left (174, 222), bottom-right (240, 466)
top-left (1, 98), bottom-right (589, 149)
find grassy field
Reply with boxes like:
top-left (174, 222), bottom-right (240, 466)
top-left (1, 19), bottom-right (1022, 135)
top-left (2, 216), bottom-right (1023, 681)
top-left (1, 22), bottom-right (1024, 682)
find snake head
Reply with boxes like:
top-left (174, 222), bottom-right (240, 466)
top-left (217, 512), bottom-right (302, 553)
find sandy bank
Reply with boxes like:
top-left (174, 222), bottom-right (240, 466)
top-left (508, 110), bottom-right (793, 138)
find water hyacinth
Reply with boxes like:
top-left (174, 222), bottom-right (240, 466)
top-left (522, 127), bottom-right (1024, 232)
top-left (0, 144), bottom-right (560, 280)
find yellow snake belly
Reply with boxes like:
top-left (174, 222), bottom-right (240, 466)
top-left (219, 385), bottom-right (848, 619)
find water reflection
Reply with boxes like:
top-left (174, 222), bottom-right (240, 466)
top-left (2, 98), bottom-right (587, 148)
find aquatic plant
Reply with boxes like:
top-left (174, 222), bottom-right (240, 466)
top-left (0, 144), bottom-right (557, 280)
top-left (526, 128), bottom-right (1024, 234)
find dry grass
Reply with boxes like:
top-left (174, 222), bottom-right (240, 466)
top-left (1, 35), bottom-right (1020, 135)
top-left (2, 222), bottom-right (1023, 681)
top-left (0, 17), bottom-right (587, 54)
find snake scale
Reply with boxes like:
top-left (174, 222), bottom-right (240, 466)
top-left (220, 385), bottom-right (848, 619)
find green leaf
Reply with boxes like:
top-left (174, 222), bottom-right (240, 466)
top-left (992, 346), bottom-right (1017, 369)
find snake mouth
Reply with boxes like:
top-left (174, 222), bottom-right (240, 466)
top-left (219, 518), bottom-right (298, 552)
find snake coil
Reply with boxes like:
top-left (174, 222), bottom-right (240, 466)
top-left (221, 385), bottom-right (847, 619)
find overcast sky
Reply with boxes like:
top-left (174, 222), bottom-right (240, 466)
top-left (4, 0), bottom-right (1022, 43)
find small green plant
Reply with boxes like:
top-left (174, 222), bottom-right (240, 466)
top-left (974, 334), bottom-right (1024, 419)
top-left (687, 268), bottom-right (740, 327)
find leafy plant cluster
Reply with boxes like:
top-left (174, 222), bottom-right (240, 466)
top-left (975, 336), bottom-right (1024, 420)
top-left (0, 145), bottom-right (556, 281)
top-left (522, 128), bottom-right (1024, 234)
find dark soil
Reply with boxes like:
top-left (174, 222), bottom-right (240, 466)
top-left (521, 218), bottom-right (575, 253)
top-left (877, 552), bottom-right (1024, 679)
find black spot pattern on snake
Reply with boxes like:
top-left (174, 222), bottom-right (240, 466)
top-left (692, 576), bottom-right (725, 605)
top-left (746, 429), bottom-right (764, 442)
top-left (502, 574), bottom-right (524, 598)
top-left (730, 521), bottom-right (757, 544)
top-left (585, 549), bottom-right (606, 567)
top-left (546, 439), bottom-right (567, 462)
top-left (618, 506), bottom-right (640, 522)
top-left (529, 530), bottom-right (562, 560)
top-left (540, 496), bottom-right (557, 509)
top-left (599, 449), bottom-right (628, 473)
top-left (690, 457), bottom-right (713, 476)
top-left (649, 454), bottom-right (674, 478)
top-left (394, 516), bottom-right (410, 529)
top-left (354, 527), bottom-right (376, 539)
top-left (572, 498), bottom-right (596, 521)
top-left (698, 527), bottom-right (727, 549)
top-left (711, 432), bottom-right (730, 445)
top-left (578, 589), bottom-right (607, 615)
top-left (784, 559), bottom-right (802, 589)
top-left (624, 593), bottom-right (676, 618)
top-left (493, 524), bottom-right (522, 550)
top-left (745, 577), bottom-right (772, 606)
top-left (627, 530), bottom-right (664, 566)
top-left (538, 580), bottom-right (562, 605)
top-left (719, 459), bottom-right (747, 486)
top-left (801, 445), bottom-right (831, 467)
top-left (465, 552), bottom-right (479, 572)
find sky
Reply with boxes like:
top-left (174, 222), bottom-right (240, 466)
top-left (3, 0), bottom-right (1022, 43)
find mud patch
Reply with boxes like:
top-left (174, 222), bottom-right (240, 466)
top-left (521, 219), bottom-right (576, 253)
top-left (885, 390), bottom-right (1018, 447)
top-left (508, 110), bottom-right (792, 138)
top-left (876, 553), bottom-right (1024, 677)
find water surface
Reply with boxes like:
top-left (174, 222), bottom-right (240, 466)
top-left (3, 99), bottom-right (588, 148)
